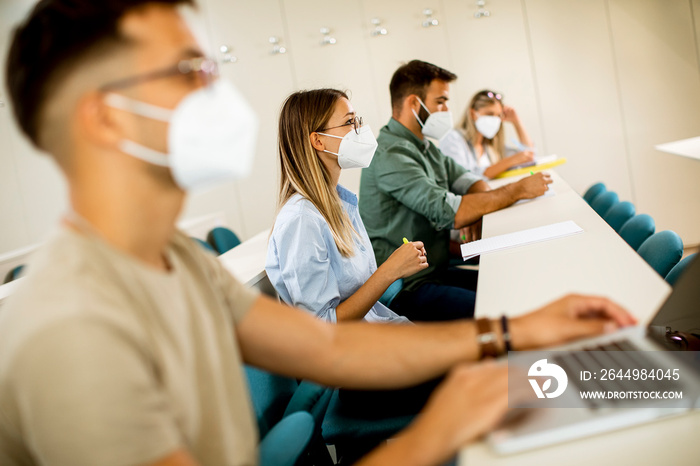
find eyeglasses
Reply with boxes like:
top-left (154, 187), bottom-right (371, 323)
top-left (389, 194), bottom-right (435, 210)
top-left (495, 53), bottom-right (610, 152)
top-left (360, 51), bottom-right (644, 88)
top-left (319, 116), bottom-right (364, 135)
top-left (99, 57), bottom-right (219, 91)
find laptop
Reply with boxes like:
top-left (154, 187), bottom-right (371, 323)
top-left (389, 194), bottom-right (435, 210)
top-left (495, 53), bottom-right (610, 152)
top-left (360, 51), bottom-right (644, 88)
top-left (489, 254), bottom-right (700, 454)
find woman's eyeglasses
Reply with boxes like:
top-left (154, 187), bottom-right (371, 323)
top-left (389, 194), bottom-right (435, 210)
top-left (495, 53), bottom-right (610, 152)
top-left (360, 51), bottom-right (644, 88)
top-left (99, 57), bottom-right (219, 91)
top-left (319, 116), bottom-right (364, 135)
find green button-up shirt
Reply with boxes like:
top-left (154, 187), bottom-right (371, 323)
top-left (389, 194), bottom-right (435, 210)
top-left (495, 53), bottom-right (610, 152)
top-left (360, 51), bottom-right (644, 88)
top-left (359, 118), bottom-right (481, 292)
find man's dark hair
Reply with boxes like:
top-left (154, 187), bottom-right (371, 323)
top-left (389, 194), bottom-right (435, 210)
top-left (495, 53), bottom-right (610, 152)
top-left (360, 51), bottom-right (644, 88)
top-left (389, 60), bottom-right (457, 114)
top-left (5, 0), bottom-right (194, 148)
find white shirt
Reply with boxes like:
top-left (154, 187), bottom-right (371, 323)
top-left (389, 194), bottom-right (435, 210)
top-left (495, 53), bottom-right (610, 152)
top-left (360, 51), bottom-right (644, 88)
top-left (440, 129), bottom-right (492, 177)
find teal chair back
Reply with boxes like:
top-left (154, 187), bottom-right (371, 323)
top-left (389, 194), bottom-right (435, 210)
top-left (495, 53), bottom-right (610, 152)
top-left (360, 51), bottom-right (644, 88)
top-left (604, 201), bottom-right (635, 232)
top-left (379, 279), bottom-right (403, 307)
top-left (637, 231), bottom-right (683, 278)
top-left (590, 191), bottom-right (619, 217)
top-left (665, 253), bottom-right (696, 286)
top-left (207, 226), bottom-right (242, 255)
top-left (191, 237), bottom-right (216, 253)
top-left (583, 182), bottom-right (606, 204)
top-left (244, 366), bottom-right (299, 438)
top-left (619, 214), bottom-right (655, 250)
top-left (3, 265), bottom-right (25, 284)
top-left (259, 412), bottom-right (315, 466)
top-left (245, 366), bottom-right (335, 466)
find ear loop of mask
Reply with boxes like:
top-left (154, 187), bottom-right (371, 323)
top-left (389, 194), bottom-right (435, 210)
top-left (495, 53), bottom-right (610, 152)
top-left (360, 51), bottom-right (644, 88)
top-left (316, 132), bottom-right (342, 157)
top-left (103, 93), bottom-right (175, 166)
top-left (412, 98), bottom-right (432, 128)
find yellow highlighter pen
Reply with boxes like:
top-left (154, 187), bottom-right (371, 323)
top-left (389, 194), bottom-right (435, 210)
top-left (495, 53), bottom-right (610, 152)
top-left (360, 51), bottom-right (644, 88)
top-left (403, 237), bottom-right (409, 244)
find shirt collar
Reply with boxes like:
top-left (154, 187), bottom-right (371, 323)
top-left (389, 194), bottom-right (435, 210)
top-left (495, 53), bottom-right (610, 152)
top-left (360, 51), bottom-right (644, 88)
top-left (387, 118), bottom-right (431, 152)
top-left (336, 184), bottom-right (358, 206)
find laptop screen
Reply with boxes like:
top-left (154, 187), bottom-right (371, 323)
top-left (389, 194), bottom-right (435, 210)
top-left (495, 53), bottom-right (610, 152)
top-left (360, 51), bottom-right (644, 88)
top-left (647, 254), bottom-right (700, 351)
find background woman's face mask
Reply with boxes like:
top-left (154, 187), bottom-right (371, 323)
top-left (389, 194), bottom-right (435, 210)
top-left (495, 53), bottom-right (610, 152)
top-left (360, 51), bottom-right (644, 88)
top-left (104, 79), bottom-right (258, 191)
top-left (474, 114), bottom-right (502, 140)
top-left (317, 124), bottom-right (378, 169)
top-left (412, 98), bottom-right (453, 140)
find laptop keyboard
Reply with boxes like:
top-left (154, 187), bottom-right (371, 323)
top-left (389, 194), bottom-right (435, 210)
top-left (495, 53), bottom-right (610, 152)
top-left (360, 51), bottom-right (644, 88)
top-left (553, 340), bottom-right (680, 408)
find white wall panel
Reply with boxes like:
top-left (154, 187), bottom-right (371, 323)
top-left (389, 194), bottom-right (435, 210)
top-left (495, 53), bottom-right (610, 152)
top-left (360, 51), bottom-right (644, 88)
top-left (281, 0), bottom-right (385, 194)
top-left (358, 0), bottom-right (453, 123)
top-left (442, 0), bottom-right (544, 155)
top-left (608, 0), bottom-right (700, 244)
top-left (524, 0), bottom-right (633, 203)
top-left (182, 0), bottom-right (296, 239)
top-left (0, 0), bottom-right (66, 255)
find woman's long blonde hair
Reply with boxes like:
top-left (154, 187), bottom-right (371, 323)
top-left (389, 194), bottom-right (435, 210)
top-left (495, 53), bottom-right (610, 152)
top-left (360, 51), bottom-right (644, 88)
top-left (277, 89), bottom-right (358, 257)
top-left (458, 90), bottom-right (505, 163)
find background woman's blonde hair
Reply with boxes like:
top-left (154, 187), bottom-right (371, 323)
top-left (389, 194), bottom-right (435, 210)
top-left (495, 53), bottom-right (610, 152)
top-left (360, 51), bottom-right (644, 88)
top-left (277, 88), bottom-right (358, 257)
top-left (458, 89), bottom-right (506, 163)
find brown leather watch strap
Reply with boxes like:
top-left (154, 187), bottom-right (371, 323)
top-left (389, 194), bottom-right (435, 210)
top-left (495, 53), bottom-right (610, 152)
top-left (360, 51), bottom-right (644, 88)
top-left (476, 318), bottom-right (499, 359)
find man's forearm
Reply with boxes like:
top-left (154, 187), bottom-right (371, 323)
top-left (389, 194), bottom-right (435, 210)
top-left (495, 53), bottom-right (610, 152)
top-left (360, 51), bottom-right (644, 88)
top-left (320, 319), bottom-right (480, 389)
top-left (454, 183), bottom-right (521, 228)
top-left (238, 296), bottom-right (488, 390)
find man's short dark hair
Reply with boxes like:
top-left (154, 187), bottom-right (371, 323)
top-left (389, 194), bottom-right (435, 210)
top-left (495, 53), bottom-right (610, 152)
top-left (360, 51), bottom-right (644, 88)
top-left (389, 60), bottom-right (457, 113)
top-left (5, 0), bottom-right (194, 148)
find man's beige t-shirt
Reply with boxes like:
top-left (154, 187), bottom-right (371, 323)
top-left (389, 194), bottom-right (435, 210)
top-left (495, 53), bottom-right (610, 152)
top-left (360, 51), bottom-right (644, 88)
top-left (0, 227), bottom-right (260, 465)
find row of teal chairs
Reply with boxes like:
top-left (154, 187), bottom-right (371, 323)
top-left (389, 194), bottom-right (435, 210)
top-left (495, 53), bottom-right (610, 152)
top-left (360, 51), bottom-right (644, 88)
top-left (245, 365), bottom-right (416, 465)
top-left (583, 182), bottom-right (695, 285)
top-left (191, 226), bottom-right (242, 255)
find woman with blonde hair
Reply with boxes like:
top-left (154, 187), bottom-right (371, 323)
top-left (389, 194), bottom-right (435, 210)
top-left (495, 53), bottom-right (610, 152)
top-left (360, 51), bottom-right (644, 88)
top-left (441, 89), bottom-right (535, 179)
top-left (265, 88), bottom-right (430, 323)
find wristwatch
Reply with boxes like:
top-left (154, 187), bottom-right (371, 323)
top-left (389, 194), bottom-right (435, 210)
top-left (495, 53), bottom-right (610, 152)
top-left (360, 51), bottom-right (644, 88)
top-left (476, 318), bottom-right (500, 359)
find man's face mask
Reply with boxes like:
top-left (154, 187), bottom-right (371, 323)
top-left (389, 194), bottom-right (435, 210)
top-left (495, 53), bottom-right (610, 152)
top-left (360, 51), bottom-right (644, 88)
top-left (103, 57), bottom-right (258, 191)
top-left (412, 97), bottom-right (453, 140)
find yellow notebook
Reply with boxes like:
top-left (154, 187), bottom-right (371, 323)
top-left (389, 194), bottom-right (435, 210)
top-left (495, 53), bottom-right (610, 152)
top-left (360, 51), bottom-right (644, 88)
top-left (494, 157), bottom-right (567, 179)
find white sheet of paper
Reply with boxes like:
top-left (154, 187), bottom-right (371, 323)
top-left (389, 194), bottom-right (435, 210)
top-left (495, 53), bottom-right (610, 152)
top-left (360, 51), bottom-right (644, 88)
top-left (460, 220), bottom-right (584, 260)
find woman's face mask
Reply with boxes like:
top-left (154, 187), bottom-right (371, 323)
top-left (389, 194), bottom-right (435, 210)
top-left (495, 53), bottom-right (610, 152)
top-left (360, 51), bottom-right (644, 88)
top-left (317, 124), bottom-right (378, 169)
top-left (474, 113), bottom-right (502, 140)
top-left (104, 78), bottom-right (258, 191)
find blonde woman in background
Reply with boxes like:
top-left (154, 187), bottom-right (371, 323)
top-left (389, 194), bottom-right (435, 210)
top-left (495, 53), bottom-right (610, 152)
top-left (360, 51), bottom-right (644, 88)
top-left (441, 89), bottom-right (535, 179)
top-left (265, 88), bottom-right (430, 324)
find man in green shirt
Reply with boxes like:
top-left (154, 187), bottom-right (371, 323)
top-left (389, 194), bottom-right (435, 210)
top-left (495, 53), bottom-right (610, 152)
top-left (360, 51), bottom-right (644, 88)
top-left (360, 60), bottom-right (551, 321)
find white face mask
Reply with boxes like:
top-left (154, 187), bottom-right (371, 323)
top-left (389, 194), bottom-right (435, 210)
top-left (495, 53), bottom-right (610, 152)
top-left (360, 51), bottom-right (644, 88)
top-left (412, 98), bottom-right (453, 140)
top-left (474, 114), bottom-right (502, 139)
top-left (317, 124), bottom-right (378, 169)
top-left (104, 79), bottom-right (258, 191)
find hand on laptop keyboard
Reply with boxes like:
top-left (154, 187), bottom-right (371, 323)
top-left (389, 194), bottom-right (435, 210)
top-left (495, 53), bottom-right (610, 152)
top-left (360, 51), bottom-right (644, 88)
top-left (510, 294), bottom-right (637, 350)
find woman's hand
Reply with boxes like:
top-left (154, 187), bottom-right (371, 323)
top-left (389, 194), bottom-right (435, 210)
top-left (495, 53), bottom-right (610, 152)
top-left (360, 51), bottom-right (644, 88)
top-left (382, 241), bottom-right (429, 281)
top-left (508, 151), bottom-right (535, 167)
top-left (510, 294), bottom-right (638, 350)
top-left (502, 105), bottom-right (520, 124)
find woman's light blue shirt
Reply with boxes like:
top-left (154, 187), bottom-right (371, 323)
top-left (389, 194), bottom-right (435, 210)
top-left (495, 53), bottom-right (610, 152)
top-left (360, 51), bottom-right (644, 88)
top-left (265, 185), bottom-right (409, 324)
